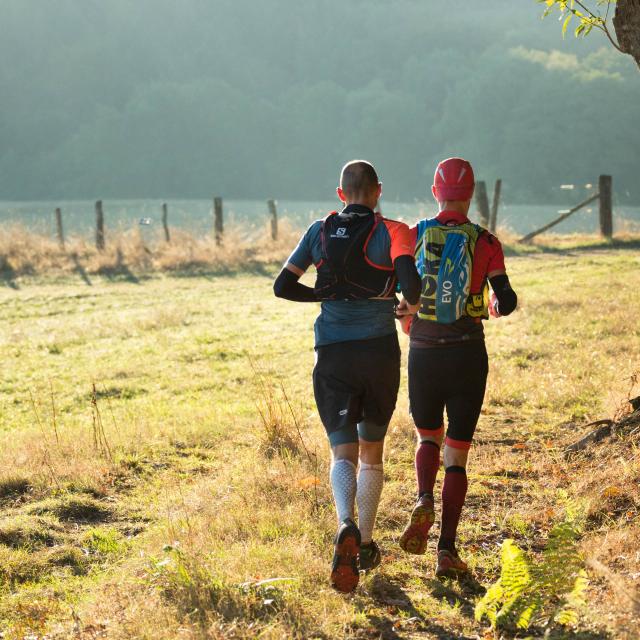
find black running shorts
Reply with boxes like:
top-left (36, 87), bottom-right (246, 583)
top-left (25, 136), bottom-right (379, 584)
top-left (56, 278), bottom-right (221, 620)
top-left (313, 333), bottom-right (401, 446)
top-left (408, 341), bottom-right (488, 449)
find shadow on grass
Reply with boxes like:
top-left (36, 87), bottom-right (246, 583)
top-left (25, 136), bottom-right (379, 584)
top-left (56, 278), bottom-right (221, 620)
top-left (95, 248), bottom-right (141, 284)
top-left (424, 574), bottom-right (484, 619)
top-left (70, 250), bottom-right (153, 285)
top-left (70, 252), bottom-right (92, 286)
top-left (74, 256), bottom-right (276, 284)
top-left (503, 237), bottom-right (640, 258)
top-left (0, 255), bottom-right (20, 289)
top-left (543, 631), bottom-right (612, 640)
top-left (365, 573), bottom-right (478, 640)
top-left (366, 572), bottom-right (612, 639)
top-left (167, 260), bottom-right (276, 280)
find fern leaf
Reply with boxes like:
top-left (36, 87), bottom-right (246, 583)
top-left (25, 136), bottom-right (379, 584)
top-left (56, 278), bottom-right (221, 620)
top-left (555, 569), bottom-right (589, 626)
top-left (516, 600), bottom-right (539, 629)
top-left (497, 540), bottom-right (532, 613)
top-left (476, 508), bottom-right (588, 632)
top-left (475, 581), bottom-right (504, 625)
top-left (487, 539), bottom-right (537, 628)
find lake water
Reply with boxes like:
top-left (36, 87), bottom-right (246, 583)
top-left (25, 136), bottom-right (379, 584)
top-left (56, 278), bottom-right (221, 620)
top-left (1, 198), bottom-right (638, 239)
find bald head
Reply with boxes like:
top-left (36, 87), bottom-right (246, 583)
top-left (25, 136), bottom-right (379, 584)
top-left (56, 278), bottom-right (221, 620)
top-left (339, 160), bottom-right (380, 205)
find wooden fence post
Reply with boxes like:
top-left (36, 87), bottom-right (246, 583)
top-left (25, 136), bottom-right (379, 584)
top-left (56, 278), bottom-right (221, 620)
top-left (214, 197), bottom-right (223, 245)
top-left (162, 203), bottom-right (170, 243)
top-left (475, 181), bottom-right (490, 227)
top-left (95, 200), bottom-right (105, 251)
top-left (599, 175), bottom-right (613, 239)
top-left (489, 179), bottom-right (502, 233)
top-left (268, 199), bottom-right (278, 241)
top-left (54, 207), bottom-right (65, 249)
top-left (518, 193), bottom-right (600, 243)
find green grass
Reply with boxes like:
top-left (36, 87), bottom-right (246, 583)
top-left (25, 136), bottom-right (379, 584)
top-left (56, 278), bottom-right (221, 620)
top-left (0, 245), bottom-right (638, 638)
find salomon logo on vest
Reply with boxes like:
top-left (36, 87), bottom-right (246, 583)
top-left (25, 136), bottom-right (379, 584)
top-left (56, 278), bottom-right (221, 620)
top-left (331, 227), bottom-right (349, 238)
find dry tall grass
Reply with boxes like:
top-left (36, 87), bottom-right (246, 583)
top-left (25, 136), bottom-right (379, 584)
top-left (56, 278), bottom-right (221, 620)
top-left (0, 221), bottom-right (301, 279)
top-left (2, 219), bottom-right (640, 281)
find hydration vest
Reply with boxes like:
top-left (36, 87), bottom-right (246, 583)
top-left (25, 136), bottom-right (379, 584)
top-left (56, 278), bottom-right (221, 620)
top-left (415, 218), bottom-right (489, 323)
top-left (314, 211), bottom-right (397, 301)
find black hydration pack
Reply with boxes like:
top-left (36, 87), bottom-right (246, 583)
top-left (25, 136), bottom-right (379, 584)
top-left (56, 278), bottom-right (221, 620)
top-left (313, 211), bottom-right (397, 300)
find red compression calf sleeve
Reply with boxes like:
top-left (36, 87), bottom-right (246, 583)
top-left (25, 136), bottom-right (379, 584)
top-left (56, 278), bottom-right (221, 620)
top-left (415, 440), bottom-right (440, 499)
top-left (439, 466), bottom-right (468, 551)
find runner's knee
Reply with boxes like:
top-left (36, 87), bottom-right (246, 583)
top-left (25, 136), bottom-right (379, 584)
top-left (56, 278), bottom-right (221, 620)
top-left (332, 442), bottom-right (359, 466)
top-left (443, 443), bottom-right (469, 469)
top-left (358, 436), bottom-right (384, 465)
top-left (357, 420), bottom-right (388, 444)
top-left (416, 424), bottom-right (444, 446)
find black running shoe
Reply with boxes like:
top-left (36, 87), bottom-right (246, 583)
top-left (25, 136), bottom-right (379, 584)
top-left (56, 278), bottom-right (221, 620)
top-left (359, 541), bottom-right (381, 572)
top-left (330, 518), bottom-right (361, 593)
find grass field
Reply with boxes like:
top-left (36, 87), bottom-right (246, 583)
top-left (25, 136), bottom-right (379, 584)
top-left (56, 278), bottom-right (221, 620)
top-left (0, 239), bottom-right (639, 639)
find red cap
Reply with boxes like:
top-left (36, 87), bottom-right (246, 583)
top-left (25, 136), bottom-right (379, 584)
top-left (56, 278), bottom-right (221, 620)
top-left (432, 157), bottom-right (475, 201)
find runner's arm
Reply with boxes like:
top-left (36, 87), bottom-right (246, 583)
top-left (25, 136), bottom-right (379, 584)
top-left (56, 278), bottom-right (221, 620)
top-left (273, 263), bottom-right (318, 302)
top-left (387, 221), bottom-right (421, 306)
top-left (394, 255), bottom-right (421, 306)
top-left (273, 225), bottom-right (319, 302)
top-left (488, 273), bottom-right (517, 316)
top-left (481, 233), bottom-right (517, 317)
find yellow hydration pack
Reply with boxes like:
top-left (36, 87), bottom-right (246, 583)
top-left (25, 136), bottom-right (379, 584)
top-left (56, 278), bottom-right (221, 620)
top-left (414, 218), bottom-right (489, 323)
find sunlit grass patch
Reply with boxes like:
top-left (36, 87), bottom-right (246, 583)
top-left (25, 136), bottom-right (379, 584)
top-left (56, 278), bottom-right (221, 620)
top-left (82, 527), bottom-right (128, 556)
top-left (0, 246), bottom-right (637, 637)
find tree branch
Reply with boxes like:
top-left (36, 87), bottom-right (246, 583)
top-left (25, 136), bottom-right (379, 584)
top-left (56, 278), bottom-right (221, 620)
top-left (601, 21), bottom-right (625, 52)
top-left (571, 0), bottom-right (624, 52)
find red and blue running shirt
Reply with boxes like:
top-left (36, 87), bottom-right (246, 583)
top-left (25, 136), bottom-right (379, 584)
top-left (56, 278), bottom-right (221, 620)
top-left (286, 205), bottom-right (414, 347)
top-left (409, 210), bottom-right (506, 347)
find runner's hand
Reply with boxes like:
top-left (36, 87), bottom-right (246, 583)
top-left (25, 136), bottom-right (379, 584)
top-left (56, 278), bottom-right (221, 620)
top-left (395, 298), bottom-right (420, 317)
top-left (489, 292), bottom-right (501, 318)
top-left (396, 298), bottom-right (410, 316)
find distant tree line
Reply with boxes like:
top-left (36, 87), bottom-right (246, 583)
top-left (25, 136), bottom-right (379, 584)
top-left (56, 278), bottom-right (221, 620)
top-left (0, 0), bottom-right (638, 203)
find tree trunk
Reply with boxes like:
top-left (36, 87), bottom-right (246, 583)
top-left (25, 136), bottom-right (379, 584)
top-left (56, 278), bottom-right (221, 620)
top-left (614, 0), bottom-right (640, 69)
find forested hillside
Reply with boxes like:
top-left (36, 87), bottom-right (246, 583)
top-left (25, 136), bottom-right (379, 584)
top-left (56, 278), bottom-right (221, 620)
top-left (1, 0), bottom-right (638, 202)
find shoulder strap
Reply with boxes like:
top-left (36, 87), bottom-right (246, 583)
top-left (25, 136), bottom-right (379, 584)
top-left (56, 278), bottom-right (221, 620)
top-left (320, 210), bottom-right (338, 226)
top-left (416, 217), bottom-right (439, 241)
top-left (319, 211), bottom-right (339, 261)
top-left (362, 213), bottom-right (394, 271)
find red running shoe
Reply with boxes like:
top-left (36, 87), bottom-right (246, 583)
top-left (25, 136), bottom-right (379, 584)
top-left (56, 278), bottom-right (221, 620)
top-left (398, 495), bottom-right (435, 555)
top-left (330, 519), bottom-right (361, 593)
top-left (436, 549), bottom-right (469, 578)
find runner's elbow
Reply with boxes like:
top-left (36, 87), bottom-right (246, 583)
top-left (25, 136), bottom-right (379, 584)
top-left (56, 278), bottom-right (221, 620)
top-left (273, 272), bottom-right (288, 298)
top-left (497, 290), bottom-right (517, 316)
top-left (489, 274), bottom-right (517, 316)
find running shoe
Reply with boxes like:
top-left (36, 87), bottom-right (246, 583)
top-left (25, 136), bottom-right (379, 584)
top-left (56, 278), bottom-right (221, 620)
top-left (398, 494), bottom-right (435, 555)
top-left (330, 518), bottom-right (361, 593)
top-left (435, 549), bottom-right (469, 578)
top-left (359, 541), bottom-right (381, 572)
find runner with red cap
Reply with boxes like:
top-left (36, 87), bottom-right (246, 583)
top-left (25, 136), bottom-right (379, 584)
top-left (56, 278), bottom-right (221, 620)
top-left (396, 157), bottom-right (518, 577)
